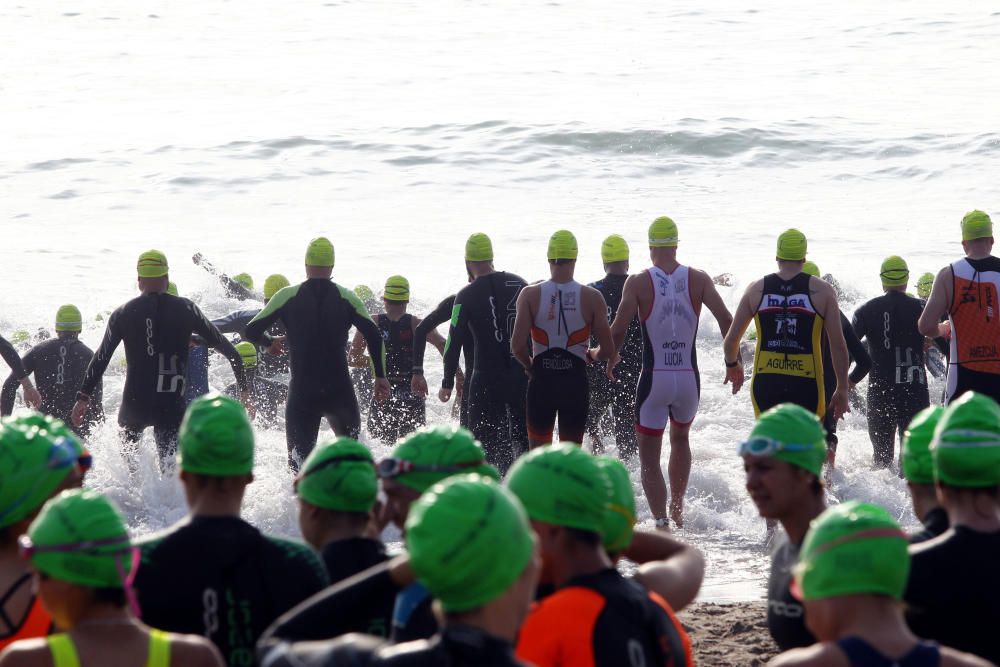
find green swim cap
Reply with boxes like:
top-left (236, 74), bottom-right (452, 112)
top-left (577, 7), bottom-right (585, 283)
top-left (263, 274), bottom-right (291, 300)
top-left (794, 501), bottom-right (909, 602)
top-left (178, 393), bottom-right (254, 476)
top-left (305, 237), bottom-right (335, 268)
top-left (166, 282), bottom-right (178, 297)
top-left (297, 438), bottom-right (376, 513)
top-left (9, 330), bottom-right (30, 347)
top-left (406, 474), bottom-right (534, 612)
top-left (901, 406), bottom-right (944, 485)
top-left (595, 456), bottom-right (636, 553)
top-left (547, 230), bottom-right (579, 261)
top-left (776, 229), bottom-right (807, 262)
top-left (601, 234), bottom-right (629, 264)
top-left (465, 233), bottom-right (494, 262)
top-left (915, 272), bottom-right (934, 300)
top-left (739, 403), bottom-right (827, 477)
top-left (961, 209), bottom-right (993, 242)
top-left (648, 216), bottom-right (678, 248)
top-left (880, 256), bottom-right (909, 288)
top-left (354, 284), bottom-right (375, 302)
top-left (932, 391), bottom-right (1000, 487)
top-left (386, 425), bottom-right (499, 493)
top-left (0, 415), bottom-right (83, 529)
top-left (54, 305), bottom-right (82, 333)
top-left (234, 341), bottom-right (257, 368)
top-left (802, 261), bottom-right (821, 278)
top-left (507, 444), bottom-right (611, 533)
top-left (25, 489), bottom-right (134, 589)
top-left (384, 275), bottom-right (410, 302)
top-left (137, 250), bottom-right (169, 278)
top-left (233, 273), bottom-right (254, 291)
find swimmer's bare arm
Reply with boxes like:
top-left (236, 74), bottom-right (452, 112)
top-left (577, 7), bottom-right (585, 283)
top-left (766, 644), bottom-right (848, 666)
top-left (347, 328), bottom-right (368, 368)
top-left (625, 529), bottom-right (705, 612)
top-left (610, 273), bottom-right (643, 351)
top-left (722, 279), bottom-right (762, 394)
top-left (511, 285), bottom-right (537, 374)
top-left (918, 266), bottom-right (953, 338)
top-left (814, 278), bottom-right (850, 420)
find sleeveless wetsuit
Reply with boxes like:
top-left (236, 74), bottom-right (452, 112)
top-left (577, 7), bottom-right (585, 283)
top-left (767, 538), bottom-right (814, 650)
top-left (947, 257), bottom-right (1000, 403)
top-left (526, 280), bottom-right (590, 443)
top-left (368, 313), bottom-right (426, 444)
top-left (751, 273), bottom-right (825, 418)
top-left (47, 629), bottom-right (170, 667)
top-left (0, 574), bottom-right (51, 651)
top-left (834, 636), bottom-right (940, 667)
top-left (636, 265), bottom-right (701, 435)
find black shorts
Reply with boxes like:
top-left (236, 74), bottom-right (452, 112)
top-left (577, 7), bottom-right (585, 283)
top-left (751, 373), bottom-right (823, 419)
top-left (948, 366), bottom-right (1000, 405)
top-left (526, 351), bottom-right (588, 443)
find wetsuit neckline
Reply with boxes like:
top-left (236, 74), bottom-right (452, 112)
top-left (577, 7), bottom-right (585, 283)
top-left (0, 573), bottom-right (33, 636)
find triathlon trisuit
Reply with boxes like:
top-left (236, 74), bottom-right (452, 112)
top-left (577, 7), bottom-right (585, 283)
top-left (47, 629), bottom-right (170, 667)
top-left (751, 272), bottom-right (825, 418)
top-left (526, 280), bottom-right (591, 443)
top-left (587, 273), bottom-right (641, 459)
top-left (368, 314), bottom-right (425, 444)
top-left (79, 293), bottom-right (247, 468)
top-left (246, 279), bottom-right (386, 469)
top-left (853, 291), bottom-right (930, 468)
top-left (947, 256), bottom-right (1000, 403)
top-left (516, 568), bottom-right (693, 667)
top-left (442, 272), bottom-right (529, 473)
top-left (0, 574), bottom-right (51, 651)
top-left (834, 637), bottom-right (940, 667)
top-left (0, 337), bottom-right (103, 437)
top-left (413, 294), bottom-right (474, 428)
top-left (636, 265), bottom-right (701, 435)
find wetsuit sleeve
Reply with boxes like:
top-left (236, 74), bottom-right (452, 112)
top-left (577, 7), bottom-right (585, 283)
top-left (441, 293), bottom-right (469, 390)
top-left (0, 347), bottom-right (34, 415)
top-left (339, 286), bottom-right (386, 379)
top-left (79, 311), bottom-right (123, 397)
top-left (211, 309), bottom-right (258, 336)
top-left (247, 286), bottom-right (297, 345)
top-left (842, 314), bottom-right (871, 384)
top-left (190, 303), bottom-right (249, 393)
top-left (413, 295), bottom-right (455, 371)
top-left (0, 335), bottom-right (28, 380)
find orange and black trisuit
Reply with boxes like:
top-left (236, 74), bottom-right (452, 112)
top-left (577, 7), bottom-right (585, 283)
top-left (526, 279), bottom-right (591, 443)
top-left (0, 574), bottom-right (52, 651)
top-left (946, 257), bottom-right (1000, 404)
top-left (516, 569), bottom-right (693, 667)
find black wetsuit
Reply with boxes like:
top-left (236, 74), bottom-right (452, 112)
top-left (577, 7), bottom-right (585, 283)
top-left (587, 273), bottom-right (641, 459)
top-left (136, 515), bottom-right (328, 667)
top-left (835, 637), bottom-right (940, 667)
top-left (321, 537), bottom-right (389, 588)
top-left (224, 370), bottom-right (288, 425)
top-left (368, 314), bottom-right (425, 444)
top-left (1, 336), bottom-right (104, 436)
top-left (413, 295), bottom-right (473, 428)
top-left (767, 538), bottom-right (814, 651)
top-left (906, 526), bottom-right (1000, 664)
top-left (0, 336), bottom-right (28, 382)
top-left (820, 313), bottom-right (871, 448)
top-left (853, 292), bottom-right (930, 468)
top-left (259, 561), bottom-right (436, 649)
top-left (259, 625), bottom-right (523, 667)
top-left (908, 506), bottom-right (949, 544)
top-left (245, 279), bottom-right (385, 469)
top-left (213, 309), bottom-right (290, 378)
top-left (78, 293), bottom-right (247, 467)
top-left (442, 272), bottom-right (529, 473)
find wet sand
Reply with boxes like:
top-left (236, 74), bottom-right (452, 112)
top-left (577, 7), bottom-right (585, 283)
top-left (680, 601), bottom-right (779, 666)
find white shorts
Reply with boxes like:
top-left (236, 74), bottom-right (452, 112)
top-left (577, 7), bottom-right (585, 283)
top-left (635, 369), bottom-right (701, 435)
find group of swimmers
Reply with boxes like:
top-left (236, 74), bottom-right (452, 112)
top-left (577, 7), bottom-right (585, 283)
top-left (1, 207), bottom-right (999, 665)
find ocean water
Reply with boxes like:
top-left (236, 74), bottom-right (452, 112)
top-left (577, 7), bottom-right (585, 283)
top-left (2, 0), bottom-right (999, 600)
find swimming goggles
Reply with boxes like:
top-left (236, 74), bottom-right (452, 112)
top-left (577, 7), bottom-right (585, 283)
top-left (376, 457), bottom-right (485, 480)
top-left (737, 437), bottom-right (816, 457)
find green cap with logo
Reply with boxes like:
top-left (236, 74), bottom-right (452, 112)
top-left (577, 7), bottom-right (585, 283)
top-left (776, 229), bottom-right (807, 262)
top-left (961, 210), bottom-right (993, 242)
top-left (601, 234), bottom-right (629, 263)
top-left (263, 274), bottom-right (291, 300)
top-left (54, 305), bottom-right (82, 333)
top-left (740, 403), bottom-right (827, 477)
top-left (305, 237), bottom-right (335, 268)
top-left (932, 391), bottom-right (1000, 487)
top-left (880, 256), bottom-right (909, 288)
top-left (406, 474), bottom-right (534, 612)
top-left (648, 216), bottom-right (679, 248)
top-left (384, 275), bottom-right (410, 302)
top-left (465, 233), bottom-right (494, 262)
top-left (793, 501), bottom-right (909, 601)
top-left (25, 489), bottom-right (134, 588)
top-left (137, 250), bottom-right (169, 278)
top-left (388, 425), bottom-right (499, 493)
top-left (297, 438), bottom-right (377, 513)
top-left (547, 230), bottom-right (579, 261)
top-left (178, 393), bottom-right (254, 476)
top-left (234, 341), bottom-right (257, 368)
top-left (595, 456), bottom-right (636, 553)
top-left (901, 406), bottom-right (943, 485)
top-left (506, 444), bottom-right (611, 533)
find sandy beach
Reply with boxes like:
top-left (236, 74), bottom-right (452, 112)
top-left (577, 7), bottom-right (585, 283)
top-left (680, 601), bottom-right (779, 666)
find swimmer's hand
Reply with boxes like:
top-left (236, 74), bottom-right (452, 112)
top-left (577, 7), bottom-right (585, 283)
top-left (724, 364), bottom-right (744, 394)
top-left (373, 377), bottom-right (391, 402)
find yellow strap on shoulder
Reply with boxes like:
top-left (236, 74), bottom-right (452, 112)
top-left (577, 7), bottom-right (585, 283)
top-left (147, 629), bottom-right (171, 667)
top-left (47, 635), bottom-right (81, 667)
